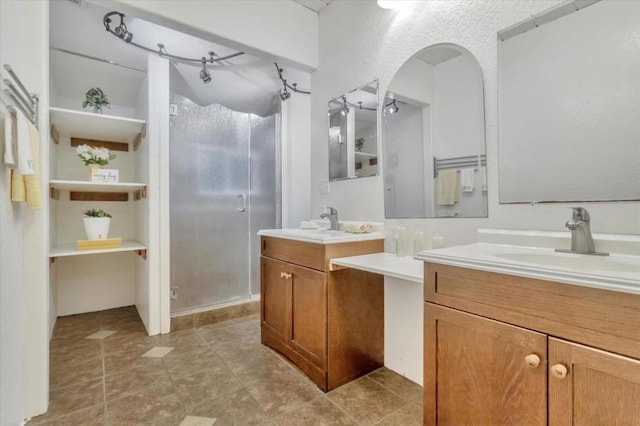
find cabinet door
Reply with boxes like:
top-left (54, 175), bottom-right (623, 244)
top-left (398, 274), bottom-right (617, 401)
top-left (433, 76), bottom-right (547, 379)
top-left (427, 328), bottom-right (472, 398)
top-left (261, 257), bottom-right (288, 340)
top-left (549, 338), bottom-right (640, 425)
top-left (424, 303), bottom-right (547, 425)
top-left (288, 263), bottom-right (327, 369)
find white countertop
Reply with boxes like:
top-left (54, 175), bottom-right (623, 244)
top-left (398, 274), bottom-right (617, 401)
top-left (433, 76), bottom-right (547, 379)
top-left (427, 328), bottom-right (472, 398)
top-left (331, 253), bottom-right (423, 283)
top-left (258, 228), bottom-right (384, 245)
top-left (416, 243), bottom-right (640, 295)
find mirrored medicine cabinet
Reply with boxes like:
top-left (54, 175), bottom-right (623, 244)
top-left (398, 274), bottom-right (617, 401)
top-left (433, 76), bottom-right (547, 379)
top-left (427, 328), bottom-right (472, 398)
top-left (328, 80), bottom-right (379, 181)
top-left (498, 0), bottom-right (640, 203)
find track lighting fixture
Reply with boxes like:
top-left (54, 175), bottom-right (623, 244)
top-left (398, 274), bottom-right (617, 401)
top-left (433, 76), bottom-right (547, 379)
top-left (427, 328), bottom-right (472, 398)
top-left (386, 99), bottom-right (399, 114)
top-left (103, 11), bottom-right (245, 84)
top-left (340, 96), bottom-right (350, 116)
top-left (274, 63), bottom-right (311, 101)
top-left (199, 58), bottom-right (212, 84)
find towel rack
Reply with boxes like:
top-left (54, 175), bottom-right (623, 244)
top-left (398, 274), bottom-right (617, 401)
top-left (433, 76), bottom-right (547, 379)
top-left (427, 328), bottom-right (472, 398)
top-left (1, 64), bottom-right (39, 128)
top-left (433, 154), bottom-right (486, 178)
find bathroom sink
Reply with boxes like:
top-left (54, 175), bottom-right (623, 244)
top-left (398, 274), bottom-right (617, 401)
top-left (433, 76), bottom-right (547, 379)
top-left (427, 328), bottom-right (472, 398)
top-left (280, 228), bottom-right (379, 241)
top-left (493, 252), bottom-right (640, 274)
top-left (258, 228), bottom-right (384, 243)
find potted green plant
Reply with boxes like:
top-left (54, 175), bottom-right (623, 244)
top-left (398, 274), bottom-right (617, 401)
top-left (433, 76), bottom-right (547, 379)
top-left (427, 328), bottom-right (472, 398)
top-left (356, 137), bottom-right (365, 152)
top-left (82, 87), bottom-right (110, 114)
top-left (83, 209), bottom-right (112, 240)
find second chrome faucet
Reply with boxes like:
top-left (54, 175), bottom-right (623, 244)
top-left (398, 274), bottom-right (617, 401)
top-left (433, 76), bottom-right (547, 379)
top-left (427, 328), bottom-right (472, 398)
top-left (555, 207), bottom-right (608, 256)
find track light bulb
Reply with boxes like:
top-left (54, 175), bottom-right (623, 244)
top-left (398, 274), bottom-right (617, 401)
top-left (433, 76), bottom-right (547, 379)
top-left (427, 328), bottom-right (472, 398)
top-left (388, 100), bottom-right (399, 114)
top-left (200, 64), bottom-right (212, 84)
top-left (280, 90), bottom-right (291, 101)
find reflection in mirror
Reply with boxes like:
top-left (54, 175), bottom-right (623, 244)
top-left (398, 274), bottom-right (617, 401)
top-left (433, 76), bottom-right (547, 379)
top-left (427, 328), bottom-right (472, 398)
top-left (382, 43), bottom-right (487, 218)
top-left (328, 81), bottom-right (378, 181)
top-left (498, 0), bottom-right (640, 203)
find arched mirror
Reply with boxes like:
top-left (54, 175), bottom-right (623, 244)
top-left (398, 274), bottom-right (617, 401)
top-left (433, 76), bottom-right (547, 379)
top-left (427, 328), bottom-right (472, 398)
top-left (382, 43), bottom-right (487, 218)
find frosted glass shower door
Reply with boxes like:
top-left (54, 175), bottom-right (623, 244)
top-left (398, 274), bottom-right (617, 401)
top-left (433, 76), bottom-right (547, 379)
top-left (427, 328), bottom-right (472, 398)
top-left (170, 95), bottom-right (251, 311)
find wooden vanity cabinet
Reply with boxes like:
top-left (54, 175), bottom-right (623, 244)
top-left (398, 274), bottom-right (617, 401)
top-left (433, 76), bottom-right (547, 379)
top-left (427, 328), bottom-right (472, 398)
top-left (260, 236), bottom-right (384, 391)
top-left (423, 262), bottom-right (640, 425)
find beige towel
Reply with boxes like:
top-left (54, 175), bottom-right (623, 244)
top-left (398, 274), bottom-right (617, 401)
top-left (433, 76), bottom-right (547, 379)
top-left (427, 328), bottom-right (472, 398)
top-left (344, 223), bottom-right (374, 234)
top-left (437, 170), bottom-right (459, 205)
top-left (11, 119), bottom-right (42, 210)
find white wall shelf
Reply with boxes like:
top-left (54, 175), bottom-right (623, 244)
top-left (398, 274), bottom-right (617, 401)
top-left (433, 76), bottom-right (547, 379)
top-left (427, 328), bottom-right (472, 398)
top-left (49, 240), bottom-right (146, 258)
top-left (355, 152), bottom-right (377, 159)
top-left (50, 180), bottom-right (146, 193)
top-left (50, 107), bottom-right (145, 143)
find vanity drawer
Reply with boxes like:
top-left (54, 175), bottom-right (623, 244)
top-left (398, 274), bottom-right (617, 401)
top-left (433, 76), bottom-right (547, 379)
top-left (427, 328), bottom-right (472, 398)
top-left (261, 237), bottom-right (383, 272)
top-left (424, 262), bottom-right (640, 359)
top-left (262, 236), bottom-right (326, 271)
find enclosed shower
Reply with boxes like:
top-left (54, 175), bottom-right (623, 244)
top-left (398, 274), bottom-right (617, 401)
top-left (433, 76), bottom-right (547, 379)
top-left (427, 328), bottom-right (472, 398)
top-left (169, 91), bottom-right (279, 313)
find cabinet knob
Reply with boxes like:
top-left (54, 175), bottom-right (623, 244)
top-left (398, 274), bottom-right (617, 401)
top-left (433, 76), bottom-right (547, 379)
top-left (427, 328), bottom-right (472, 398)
top-left (284, 272), bottom-right (292, 279)
top-left (280, 272), bottom-right (285, 278)
top-left (525, 354), bottom-right (541, 368)
top-left (551, 363), bottom-right (568, 379)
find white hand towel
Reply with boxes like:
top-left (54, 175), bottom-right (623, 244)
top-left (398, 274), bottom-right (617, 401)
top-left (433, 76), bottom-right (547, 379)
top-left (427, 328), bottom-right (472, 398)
top-left (15, 108), bottom-right (34, 175)
top-left (460, 168), bottom-right (475, 192)
top-left (480, 166), bottom-right (487, 192)
top-left (437, 170), bottom-right (459, 205)
top-left (3, 111), bottom-right (17, 167)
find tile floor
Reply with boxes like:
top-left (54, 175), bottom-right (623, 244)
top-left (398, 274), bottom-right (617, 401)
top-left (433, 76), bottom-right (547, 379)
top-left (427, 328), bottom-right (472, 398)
top-left (30, 306), bottom-right (423, 425)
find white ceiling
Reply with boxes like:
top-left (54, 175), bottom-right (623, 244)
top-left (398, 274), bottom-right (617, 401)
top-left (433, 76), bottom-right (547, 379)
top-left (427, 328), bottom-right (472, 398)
top-left (49, 0), bottom-right (310, 117)
top-left (291, 0), bottom-right (334, 13)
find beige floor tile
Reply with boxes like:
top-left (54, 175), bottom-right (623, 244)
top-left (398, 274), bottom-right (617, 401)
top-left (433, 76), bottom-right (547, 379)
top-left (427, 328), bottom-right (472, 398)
top-left (29, 404), bottom-right (105, 426)
top-left (272, 396), bottom-right (358, 426)
top-left (154, 328), bottom-right (203, 347)
top-left (106, 384), bottom-right (185, 424)
top-left (179, 415), bottom-right (217, 426)
top-left (186, 388), bottom-right (268, 425)
top-left (28, 378), bottom-right (104, 424)
top-left (50, 341), bottom-right (102, 368)
top-left (103, 346), bottom-right (163, 375)
top-left (49, 357), bottom-right (103, 390)
top-left (142, 346), bottom-right (175, 358)
top-left (367, 367), bottom-right (423, 400)
top-left (162, 346), bottom-right (225, 380)
top-left (102, 330), bottom-right (156, 355)
top-left (245, 370), bottom-right (323, 417)
top-left (327, 377), bottom-right (407, 424)
top-left (224, 350), bottom-right (293, 386)
top-left (375, 400), bottom-right (423, 425)
top-left (105, 362), bottom-right (172, 400)
top-left (173, 366), bottom-right (243, 410)
top-left (85, 330), bottom-right (117, 340)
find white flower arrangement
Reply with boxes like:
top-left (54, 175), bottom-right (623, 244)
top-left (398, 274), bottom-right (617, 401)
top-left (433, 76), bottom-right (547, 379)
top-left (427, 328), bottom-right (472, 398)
top-left (76, 144), bottom-right (116, 167)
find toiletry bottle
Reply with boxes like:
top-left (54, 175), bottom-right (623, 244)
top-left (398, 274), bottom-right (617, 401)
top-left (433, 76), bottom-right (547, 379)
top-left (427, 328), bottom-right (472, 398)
top-left (395, 227), bottom-right (408, 257)
top-left (432, 232), bottom-right (444, 249)
top-left (413, 230), bottom-right (425, 256)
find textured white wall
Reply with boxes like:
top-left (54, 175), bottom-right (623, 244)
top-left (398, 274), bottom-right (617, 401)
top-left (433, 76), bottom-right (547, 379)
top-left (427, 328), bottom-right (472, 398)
top-left (0, 0), bottom-right (50, 421)
top-left (314, 0), bottom-right (640, 245)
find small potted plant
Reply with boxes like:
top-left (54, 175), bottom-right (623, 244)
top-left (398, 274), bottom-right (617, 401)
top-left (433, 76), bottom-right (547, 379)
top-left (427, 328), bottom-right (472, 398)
top-left (82, 87), bottom-right (110, 114)
top-left (83, 209), bottom-right (112, 240)
top-left (356, 137), bottom-right (365, 152)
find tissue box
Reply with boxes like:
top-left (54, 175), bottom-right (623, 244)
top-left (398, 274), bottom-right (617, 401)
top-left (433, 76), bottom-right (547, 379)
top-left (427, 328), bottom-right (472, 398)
top-left (91, 169), bottom-right (119, 183)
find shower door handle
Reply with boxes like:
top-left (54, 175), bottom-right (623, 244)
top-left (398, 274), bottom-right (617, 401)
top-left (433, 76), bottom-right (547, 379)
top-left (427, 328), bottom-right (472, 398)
top-left (237, 193), bottom-right (246, 212)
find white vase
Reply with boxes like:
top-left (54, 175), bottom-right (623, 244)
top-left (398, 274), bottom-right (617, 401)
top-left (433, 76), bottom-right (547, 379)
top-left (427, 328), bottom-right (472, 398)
top-left (83, 217), bottom-right (111, 240)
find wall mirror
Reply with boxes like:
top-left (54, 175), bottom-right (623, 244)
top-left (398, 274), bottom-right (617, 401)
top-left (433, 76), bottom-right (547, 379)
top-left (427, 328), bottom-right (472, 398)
top-left (328, 80), bottom-right (379, 181)
top-left (498, 0), bottom-right (640, 203)
top-left (382, 43), bottom-right (487, 218)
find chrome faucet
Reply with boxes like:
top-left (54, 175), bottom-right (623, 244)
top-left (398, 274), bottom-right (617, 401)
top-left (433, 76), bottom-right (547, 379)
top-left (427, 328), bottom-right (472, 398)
top-left (320, 206), bottom-right (340, 231)
top-left (556, 207), bottom-right (608, 256)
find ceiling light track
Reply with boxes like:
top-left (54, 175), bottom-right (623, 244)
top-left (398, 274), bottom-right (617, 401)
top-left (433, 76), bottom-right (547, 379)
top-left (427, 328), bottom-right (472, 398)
top-left (103, 11), bottom-right (245, 83)
top-left (274, 62), bottom-right (310, 101)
